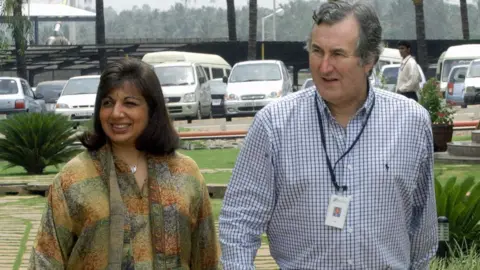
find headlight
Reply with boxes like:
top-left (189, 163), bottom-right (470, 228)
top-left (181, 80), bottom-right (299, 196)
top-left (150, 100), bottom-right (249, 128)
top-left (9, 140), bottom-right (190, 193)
top-left (466, 86), bottom-right (475, 93)
top-left (269, 91), bottom-right (282, 98)
top-left (56, 103), bottom-right (69, 109)
top-left (183, 93), bottom-right (196, 102)
top-left (225, 93), bottom-right (239, 100)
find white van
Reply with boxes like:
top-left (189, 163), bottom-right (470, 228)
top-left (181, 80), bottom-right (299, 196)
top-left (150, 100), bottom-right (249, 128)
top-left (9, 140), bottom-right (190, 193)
top-left (463, 59), bottom-right (480, 105)
top-left (152, 62), bottom-right (212, 123)
top-left (439, 44), bottom-right (480, 95)
top-left (142, 51), bottom-right (231, 80)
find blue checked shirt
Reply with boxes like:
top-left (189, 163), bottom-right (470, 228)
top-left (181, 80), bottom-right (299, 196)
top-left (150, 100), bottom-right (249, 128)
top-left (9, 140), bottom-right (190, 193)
top-left (219, 86), bottom-right (438, 269)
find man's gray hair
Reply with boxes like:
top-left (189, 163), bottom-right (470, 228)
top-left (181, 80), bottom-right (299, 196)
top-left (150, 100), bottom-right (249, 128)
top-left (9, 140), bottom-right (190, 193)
top-left (305, 1), bottom-right (383, 67)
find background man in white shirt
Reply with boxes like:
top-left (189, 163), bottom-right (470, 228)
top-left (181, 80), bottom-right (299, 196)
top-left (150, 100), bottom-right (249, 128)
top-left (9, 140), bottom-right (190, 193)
top-left (395, 41), bottom-right (422, 101)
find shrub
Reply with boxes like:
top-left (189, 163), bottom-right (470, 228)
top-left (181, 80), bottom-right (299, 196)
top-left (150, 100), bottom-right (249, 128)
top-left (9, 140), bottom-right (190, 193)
top-left (0, 113), bottom-right (81, 174)
top-left (435, 174), bottom-right (480, 253)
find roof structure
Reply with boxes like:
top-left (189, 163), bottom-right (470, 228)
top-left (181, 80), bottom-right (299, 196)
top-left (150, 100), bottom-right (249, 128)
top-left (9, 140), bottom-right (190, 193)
top-left (0, 3), bottom-right (95, 22)
top-left (0, 43), bottom-right (188, 74)
top-left (22, 3), bottom-right (95, 18)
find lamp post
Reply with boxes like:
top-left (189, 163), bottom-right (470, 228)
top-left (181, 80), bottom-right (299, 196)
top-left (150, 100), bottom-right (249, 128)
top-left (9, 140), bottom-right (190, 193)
top-left (261, 7), bottom-right (284, 60)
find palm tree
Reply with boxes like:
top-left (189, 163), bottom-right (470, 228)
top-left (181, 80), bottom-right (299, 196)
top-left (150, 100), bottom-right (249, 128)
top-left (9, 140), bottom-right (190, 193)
top-left (96, 0), bottom-right (107, 72)
top-left (1, 0), bottom-right (29, 80)
top-left (226, 0), bottom-right (237, 41)
top-left (412, 0), bottom-right (428, 73)
top-left (459, 0), bottom-right (469, 40)
top-left (247, 0), bottom-right (257, 60)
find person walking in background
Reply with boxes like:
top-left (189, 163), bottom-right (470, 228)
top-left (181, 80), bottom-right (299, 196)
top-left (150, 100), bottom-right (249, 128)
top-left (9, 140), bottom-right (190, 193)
top-left (396, 40), bottom-right (422, 101)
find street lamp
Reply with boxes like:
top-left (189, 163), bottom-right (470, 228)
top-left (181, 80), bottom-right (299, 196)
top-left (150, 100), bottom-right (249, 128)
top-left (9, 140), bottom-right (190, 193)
top-left (261, 7), bottom-right (284, 60)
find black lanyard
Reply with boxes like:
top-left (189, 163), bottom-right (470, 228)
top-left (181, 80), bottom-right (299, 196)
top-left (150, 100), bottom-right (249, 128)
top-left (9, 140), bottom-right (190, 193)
top-left (314, 92), bottom-right (375, 192)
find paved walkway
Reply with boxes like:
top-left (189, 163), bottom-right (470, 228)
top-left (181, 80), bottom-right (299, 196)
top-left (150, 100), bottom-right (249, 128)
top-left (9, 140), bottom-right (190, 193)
top-left (0, 195), bottom-right (278, 269)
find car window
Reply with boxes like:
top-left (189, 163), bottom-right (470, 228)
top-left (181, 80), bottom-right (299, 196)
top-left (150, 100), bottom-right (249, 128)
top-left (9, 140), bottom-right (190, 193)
top-left (467, 62), bottom-right (480, 78)
top-left (21, 81), bottom-right (33, 97)
top-left (449, 67), bottom-right (467, 83)
top-left (36, 82), bottom-right (66, 103)
top-left (381, 67), bottom-right (399, 84)
top-left (229, 63), bottom-right (282, 83)
top-left (212, 68), bottom-right (224, 78)
top-left (0, 79), bottom-right (19, 95)
top-left (62, 77), bottom-right (100, 95)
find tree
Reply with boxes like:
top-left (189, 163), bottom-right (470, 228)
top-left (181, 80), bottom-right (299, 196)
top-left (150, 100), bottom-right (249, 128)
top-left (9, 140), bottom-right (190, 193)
top-left (226, 0), bottom-right (237, 41)
top-left (412, 0), bottom-right (428, 72)
top-left (247, 0), bottom-right (257, 60)
top-left (1, 0), bottom-right (30, 80)
top-left (459, 0), bottom-right (469, 39)
top-left (96, 0), bottom-right (107, 72)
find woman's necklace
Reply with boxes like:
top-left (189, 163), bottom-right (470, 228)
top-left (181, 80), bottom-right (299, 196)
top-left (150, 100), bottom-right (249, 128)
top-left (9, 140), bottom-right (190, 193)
top-left (130, 164), bottom-right (137, 174)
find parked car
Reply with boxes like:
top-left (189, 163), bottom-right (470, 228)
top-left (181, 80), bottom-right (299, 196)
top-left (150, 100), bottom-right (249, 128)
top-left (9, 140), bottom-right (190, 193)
top-left (301, 78), bottom-right (314, 90)
top-left (55, 75), bottom-right (100, 122)
top-left (0, 77), bottom-right (44, 119)
top-left (463, 59), bottom-right (480, 105)
top-left (206, 78), bottom-right (227, 117)
top-left (445, 64), bottom-right (469, 107)
top-left (222, 60), bottom-right (293, 121)
top-left (375, 64), bottom-right (426, 93)
top-left (35, 80), bottom-right (67, 112)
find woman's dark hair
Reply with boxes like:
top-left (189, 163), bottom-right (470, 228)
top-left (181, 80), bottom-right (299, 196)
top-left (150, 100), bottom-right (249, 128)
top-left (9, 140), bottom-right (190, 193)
top-left (79, 57), bottom-right (179, 155)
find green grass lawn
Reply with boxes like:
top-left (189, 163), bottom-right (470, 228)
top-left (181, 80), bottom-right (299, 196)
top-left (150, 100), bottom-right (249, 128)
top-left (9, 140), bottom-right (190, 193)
top-left (0, 148), bottom-right (240, 176)
top-left (435, 163), bottom-right (480, 183)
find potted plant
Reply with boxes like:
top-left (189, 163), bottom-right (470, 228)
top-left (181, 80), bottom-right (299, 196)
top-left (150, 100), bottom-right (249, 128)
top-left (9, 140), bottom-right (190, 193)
top-left (418, 78), bottom-right (455, 152)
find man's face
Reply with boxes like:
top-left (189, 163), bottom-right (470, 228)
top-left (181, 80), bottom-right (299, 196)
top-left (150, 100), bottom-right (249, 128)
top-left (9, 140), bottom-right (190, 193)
top-left (398, 45), bottom-right (410, 58)
top-left (308, 15), bottom-right (373, 106)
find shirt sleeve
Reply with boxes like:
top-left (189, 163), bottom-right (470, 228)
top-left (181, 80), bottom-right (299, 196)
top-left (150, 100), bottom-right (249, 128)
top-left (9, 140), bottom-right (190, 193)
top-left (409, 115), bottom-right (438, 269)
top-left (219, 110), bottom-right (276, 270)
top-left (28, 174), bottom-right (77, 269)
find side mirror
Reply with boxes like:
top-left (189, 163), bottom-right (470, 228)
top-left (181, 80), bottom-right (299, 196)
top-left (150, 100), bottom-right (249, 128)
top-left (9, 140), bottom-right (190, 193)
top-left (222, 76), bottom-right (228, 84)
top-left (34, 93), bottom-right (44, 99)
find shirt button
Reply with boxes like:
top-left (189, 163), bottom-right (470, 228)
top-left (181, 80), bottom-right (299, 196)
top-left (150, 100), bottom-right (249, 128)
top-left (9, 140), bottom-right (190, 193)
top-left (347, 259), bottom-right (354, 265)
top-left (347, 227), bottom-right (353, 233)
top-left (347, 164), bottom-right (353, 170)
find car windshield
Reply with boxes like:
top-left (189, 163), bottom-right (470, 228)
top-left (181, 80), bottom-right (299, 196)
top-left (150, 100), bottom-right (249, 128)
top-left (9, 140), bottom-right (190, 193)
top-left (467, 62), bottom-right (480, 78)
top-left (229, 63), bottom-right (282, 83)
top-left (381, 67), bottom-right (399, 84)
top-left (62, 77), bottom-right (100, 95)
top-left (154, 66), bottom-right (195, 86)
top-left (449, 67), bottom-right (467, 83)
top-left (0, 79), bottom-right (18, 95)
top-left (442, 59), bottom-right (472, 82)
top-left (36, 82), bottom-right (66, 102)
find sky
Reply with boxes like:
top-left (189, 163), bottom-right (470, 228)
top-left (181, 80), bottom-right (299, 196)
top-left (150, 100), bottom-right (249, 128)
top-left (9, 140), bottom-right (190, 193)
top-left (103, 0), bottom-right (294, 12)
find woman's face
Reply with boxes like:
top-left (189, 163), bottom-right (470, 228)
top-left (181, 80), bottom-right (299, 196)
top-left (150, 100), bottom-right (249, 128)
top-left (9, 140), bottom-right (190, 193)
top-left (99, 82), bottom-right (149, 148)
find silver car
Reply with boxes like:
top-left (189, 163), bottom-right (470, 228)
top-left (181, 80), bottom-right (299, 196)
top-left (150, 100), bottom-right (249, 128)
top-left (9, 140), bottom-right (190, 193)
top-left (0, 77), bottom-right (43, 119)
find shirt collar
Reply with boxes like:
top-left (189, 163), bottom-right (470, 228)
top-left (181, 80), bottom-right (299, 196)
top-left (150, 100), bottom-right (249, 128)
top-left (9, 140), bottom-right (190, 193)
top-left (315, 80), bottom-right (375, 121)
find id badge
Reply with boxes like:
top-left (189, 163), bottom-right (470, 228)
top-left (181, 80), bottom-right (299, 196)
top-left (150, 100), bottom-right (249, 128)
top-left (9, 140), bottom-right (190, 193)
top-left (325, 194), bottom-right (351, 229)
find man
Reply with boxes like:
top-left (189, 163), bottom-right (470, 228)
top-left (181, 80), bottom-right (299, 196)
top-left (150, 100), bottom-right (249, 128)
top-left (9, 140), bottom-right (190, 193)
top-left (395, 40), bottom-right (422, 101)
top-left (219, 1), bottom-right (437, 269)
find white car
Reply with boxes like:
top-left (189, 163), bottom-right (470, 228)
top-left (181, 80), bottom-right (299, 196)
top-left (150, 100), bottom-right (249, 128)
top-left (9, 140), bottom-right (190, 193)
top-left (375, 64), bottom-right (426, 93)
top-left (55, 75), bottom-right (100, 122)
top-left (223, 60), bottom-right (293, 121)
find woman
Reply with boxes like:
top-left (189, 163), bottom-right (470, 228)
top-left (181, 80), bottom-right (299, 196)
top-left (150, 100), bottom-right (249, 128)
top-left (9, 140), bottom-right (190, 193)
top-left (29, 58), bottom-right (219, 269)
